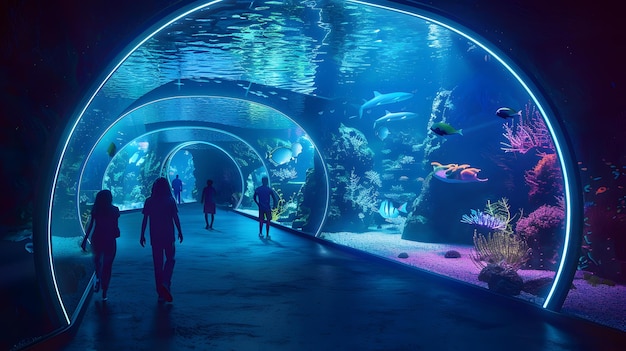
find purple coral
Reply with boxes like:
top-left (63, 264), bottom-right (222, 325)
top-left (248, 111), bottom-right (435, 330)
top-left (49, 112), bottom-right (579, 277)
top-left (460, 209), bottom-right (506, 231)
top-left (500, 103), bottom-right (554, 154)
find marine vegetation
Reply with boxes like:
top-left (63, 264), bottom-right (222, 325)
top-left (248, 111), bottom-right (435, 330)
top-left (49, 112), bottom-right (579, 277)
top-left (271, 188), bottom-right (288, 221)
top-left (461, 197), bottom-right (516, 234)
top-left (344, 169), bottom-right (379, 214)
top-left (515, 204), bottom-right (565, 270)
top-left (471, 230), bottom-right (530, 271)
top-left (500, 102), bottom-right (554, 154)
top-left (525, 152), bottom-right (563, 205)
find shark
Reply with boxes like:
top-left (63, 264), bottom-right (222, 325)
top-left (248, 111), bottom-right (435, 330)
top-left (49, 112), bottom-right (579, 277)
top-left (373, 110), bottom-right (417, 129)
top-left (359, 91), bottom-right (413, 118)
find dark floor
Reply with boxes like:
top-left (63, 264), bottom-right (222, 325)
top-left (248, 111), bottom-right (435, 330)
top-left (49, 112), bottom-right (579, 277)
top-left (53, 203), bottom-right (624, 351)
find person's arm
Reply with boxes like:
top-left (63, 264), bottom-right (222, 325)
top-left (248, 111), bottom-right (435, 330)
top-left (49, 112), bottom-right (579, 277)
top-left (81, 216), bottom-right (94, 251)
top-left (253, 190), bottom-right (259, 206)
top-left (140, 214), bottom-right (148, 247)
top-left (173, 213), bottom-right (183, 243)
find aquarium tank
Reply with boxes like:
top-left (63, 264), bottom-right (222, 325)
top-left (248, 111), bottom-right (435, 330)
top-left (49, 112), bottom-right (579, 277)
top-left (35, 0), bottom-right (624, 337)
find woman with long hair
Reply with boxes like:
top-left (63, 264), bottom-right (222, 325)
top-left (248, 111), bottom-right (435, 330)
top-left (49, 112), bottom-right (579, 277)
top-left (140, 177), bottom-right (183, 303)
top-left (81, 189), bottom-right (120, 301)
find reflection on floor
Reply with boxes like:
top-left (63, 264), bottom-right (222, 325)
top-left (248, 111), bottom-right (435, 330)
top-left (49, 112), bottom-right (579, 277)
top-left (59, 204), bottom-right (625, 350)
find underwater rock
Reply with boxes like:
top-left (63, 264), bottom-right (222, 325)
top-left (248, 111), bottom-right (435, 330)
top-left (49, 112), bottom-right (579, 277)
top-left (398, 252), bottom-right (409, 259)
top-left (522, 277), bottom-right (553, 297)
top-left (478, 264), bottom-right (523, 296)
top-left (444, 250), bottom-right (461, 258)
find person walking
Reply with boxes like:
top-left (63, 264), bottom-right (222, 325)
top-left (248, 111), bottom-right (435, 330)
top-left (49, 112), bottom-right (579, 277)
top-left (253, 176), bottom-right (278, 239)
top-left (171, 174), bottom-right (183, 204)
top-left (81, 189), bottom-right (120, 301)
top-left (140, 177), bottom-right (183, 303)
top-left (201, 179), bottom-right (217, 229)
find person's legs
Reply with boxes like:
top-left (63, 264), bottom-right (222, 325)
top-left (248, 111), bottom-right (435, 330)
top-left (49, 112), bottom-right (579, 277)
top-left (92, 246), bottom-right (103, 291)
top-left (210, 213), bottom-right (214, 228)
top-left (204, 213), bottom-right (209, 228)
top-left (162, 242), bottom-right (176, 291)
top-left (258, 211), bottom-right (263, 236)
top-left (101, 241), bottom-right (116, 300)
top-left (151, 245), bottom-right (164, 293)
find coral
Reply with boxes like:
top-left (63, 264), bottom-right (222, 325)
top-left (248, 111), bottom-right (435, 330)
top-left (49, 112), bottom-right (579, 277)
top-left (461, 210), bottom-right (507, 231)
top-left (472, 230), bottom-right (530, 271)
top-left (271, 167), bottom-right (298, 182)
top-left (343, 169), bottom-right (379, 213)
top-left (271, 188), bottom-right (288, 221)
top-left (398, 155), bottom-right (415, 165)
top-left (500, 102), bottom-right (554, 154)
top-left (364, 170), bottom-right (382, 187)
top-left (461, 198), bottom-right (516, 234)
top-left (524, 153), bottom-right (563, 204)
top-left (515, 205), bottom-right (565, 270)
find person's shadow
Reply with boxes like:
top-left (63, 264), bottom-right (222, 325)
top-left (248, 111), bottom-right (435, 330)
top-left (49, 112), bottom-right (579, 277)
top-left (150, 302), bottom-right (174, 348)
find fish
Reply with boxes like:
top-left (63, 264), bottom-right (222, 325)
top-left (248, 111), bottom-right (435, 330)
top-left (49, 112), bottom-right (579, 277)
top-left (136, 157), bottom-right (145, 167)
top-left (359, 91), bottom-right (413, 118)
top-left (291, 142), bottom-right (303, 158)
top-left (378, 200), bottom-right (408, 219)
top-left (129, 152), bottom-right (140, 164)
top-left (373, 110), bottom-right (417, 128)
top-left (496, 107), bottom-right (522, 119)
top-left (376, 126), bottom-right (390, 141)
top-left (107, 142), bottom-right (117, 157)
top-left (430, 122), bottom-right (463, 136)
top-left (267, 147), bottom-right (294, 166)
top-left (595, 186), bottom-right (607, 195)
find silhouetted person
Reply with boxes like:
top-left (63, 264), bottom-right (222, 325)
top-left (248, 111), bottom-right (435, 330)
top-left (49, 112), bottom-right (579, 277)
top-left (201, 179), bottom-right (217, 229)
top-left (140, 177), bottom-right (183, 303)
top-left (253, 176), bottom-right (278, 239)
top-left (81, 189), bottom-right (120, 301)
top-left (172, 174), bottom-right (183, 204)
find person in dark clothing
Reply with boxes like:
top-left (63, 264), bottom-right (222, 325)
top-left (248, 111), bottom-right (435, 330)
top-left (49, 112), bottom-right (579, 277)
top-left (201, 179), bottom-right (217, 229)
top-left (81, 189), bottom-right (120, 301)
top-left (171, 174), bottom-right (183, 204)
top-left (140, 177), bottom-right (183, 303)
top-left (253, 176), bottom-right (278, 239)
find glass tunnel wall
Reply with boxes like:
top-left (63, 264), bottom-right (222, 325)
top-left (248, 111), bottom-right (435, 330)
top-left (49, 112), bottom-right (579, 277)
top-left (39, 0), bottom-right (596, 332)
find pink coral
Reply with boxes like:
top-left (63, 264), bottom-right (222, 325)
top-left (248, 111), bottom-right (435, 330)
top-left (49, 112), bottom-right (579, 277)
top-left (500, 103), bottom-right (554, 154)
top-left (515, 205), bottom-right (565, 270)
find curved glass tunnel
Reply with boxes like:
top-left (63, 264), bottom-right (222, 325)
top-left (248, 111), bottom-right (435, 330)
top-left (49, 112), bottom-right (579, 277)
top-left (34, 0), bottom-right (601, 341)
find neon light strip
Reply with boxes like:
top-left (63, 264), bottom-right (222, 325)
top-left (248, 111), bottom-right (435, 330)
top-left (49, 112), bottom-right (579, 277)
top-left (161, 141), bottom-right (246, 209)
top-left (350, 0), bottom-right (575, 308)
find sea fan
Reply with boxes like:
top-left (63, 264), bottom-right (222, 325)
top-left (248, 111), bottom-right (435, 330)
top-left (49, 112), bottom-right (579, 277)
top-left (460, 209), bottom-right (507, 231)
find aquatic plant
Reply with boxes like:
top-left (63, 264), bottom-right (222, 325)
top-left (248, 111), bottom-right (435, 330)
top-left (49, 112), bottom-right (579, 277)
top-left (461, 198), bottom-right (516, 234)
top-left (344, 169), bottom-right (378, 213)
top-left (364, 170), bottom-right (382, 187)
top-left (271, 188), bottom-right (288, 221)
top-left (500, 103), bottom-right (554, 154)
top-left (471, 230), bottom-right (530, 271)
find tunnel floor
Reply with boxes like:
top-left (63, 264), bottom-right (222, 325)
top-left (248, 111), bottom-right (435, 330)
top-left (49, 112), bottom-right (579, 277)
top-left (57, 203), bottom-right (625, 350)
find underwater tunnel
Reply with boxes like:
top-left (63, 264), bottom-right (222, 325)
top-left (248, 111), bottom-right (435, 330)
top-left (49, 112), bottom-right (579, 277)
top-left (34, 0), bottom-right (584, 340)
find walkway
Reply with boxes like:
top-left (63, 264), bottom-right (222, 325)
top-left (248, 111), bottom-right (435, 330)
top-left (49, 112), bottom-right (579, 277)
top-left (57, 203), bottom-right (625, 350)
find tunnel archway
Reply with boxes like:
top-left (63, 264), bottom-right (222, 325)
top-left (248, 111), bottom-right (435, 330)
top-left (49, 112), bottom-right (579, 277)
top-left (35, 0), bottom-right (582, 336)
